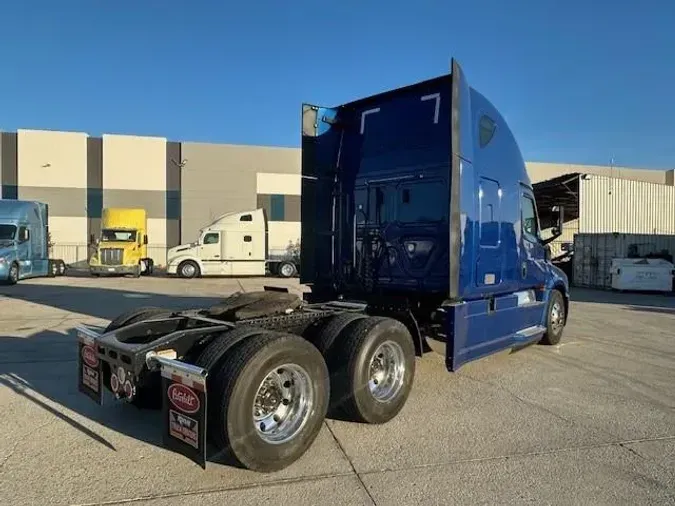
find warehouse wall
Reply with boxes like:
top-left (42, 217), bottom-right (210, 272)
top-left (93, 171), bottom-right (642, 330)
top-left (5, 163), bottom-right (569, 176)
top-left (102, 133), bottom-right (168, 262)
top-left (5, 125), bottom-right (675, 270)
top-left (180, 143), bottom-right (300, 244)
top-left (166, 141), bottom-right (182, 249)
top-left (527, 162), bottom-right (669, 185)
top-left (256, 172), bottom-right (301, 254)
top-left (0, 132), bottom-right (18, 200)
top-left (17, 129), bottom-right (88, 245)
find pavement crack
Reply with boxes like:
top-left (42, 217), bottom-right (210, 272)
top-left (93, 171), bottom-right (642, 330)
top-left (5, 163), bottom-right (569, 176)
top-left (619, 442), bottom-right (647, 460)
top-left (324, 421), bottom-right (378, 506)
top-left (68, 471), bottom-right (356, 506)
top-left (461, 373), bottom-right (581, 428)
top-left (357, 435), bottom-right (675, 477)
top-left (0, 418), bottom-right (56, 472)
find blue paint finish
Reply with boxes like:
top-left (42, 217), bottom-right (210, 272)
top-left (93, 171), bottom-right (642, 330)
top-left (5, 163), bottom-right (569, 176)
top-left (300, 59), bottom-right (569, 372)
top-left (0, 199), bottom-right (53, 281)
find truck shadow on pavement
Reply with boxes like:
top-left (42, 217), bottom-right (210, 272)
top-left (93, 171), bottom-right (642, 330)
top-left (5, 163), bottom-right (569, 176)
top-left (570, 287), bottom-right (675, 311)
top-left (0, 284), bottom-right (262, 468)
top-left (0, 282), bottom-right (238, 320)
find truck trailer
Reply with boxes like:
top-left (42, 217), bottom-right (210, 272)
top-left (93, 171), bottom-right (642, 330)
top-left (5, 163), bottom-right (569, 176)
top-left (165, 208), bottom-right (300, 279)
top-left (0, 199), bottom-right (66, 284)
top-left (88, 208), bottom-right (154, 277)
top-left (75, 60), bottom-right (569, 473)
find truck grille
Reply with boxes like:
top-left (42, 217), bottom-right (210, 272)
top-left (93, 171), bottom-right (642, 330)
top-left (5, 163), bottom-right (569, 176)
top-left (100, 248), bottom-right (124, 265)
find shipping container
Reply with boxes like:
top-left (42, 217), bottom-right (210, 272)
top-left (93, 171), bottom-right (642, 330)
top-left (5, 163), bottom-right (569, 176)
top-left (572, 232), bottom-right (675, 289)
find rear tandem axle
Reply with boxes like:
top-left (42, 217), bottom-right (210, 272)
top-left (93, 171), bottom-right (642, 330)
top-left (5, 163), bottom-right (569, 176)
top-left (76, 290), bottom-right (420, 472)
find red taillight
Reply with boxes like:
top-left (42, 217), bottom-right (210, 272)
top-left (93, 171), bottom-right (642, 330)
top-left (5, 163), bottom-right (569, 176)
top-left (110, 373), bottom-right (120, 393)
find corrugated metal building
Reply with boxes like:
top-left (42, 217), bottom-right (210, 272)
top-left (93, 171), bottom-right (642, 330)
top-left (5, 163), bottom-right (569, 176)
top-left (534, 173), bottom-right (675, 258)
top-left (534, 171), bottom-right (675, 290)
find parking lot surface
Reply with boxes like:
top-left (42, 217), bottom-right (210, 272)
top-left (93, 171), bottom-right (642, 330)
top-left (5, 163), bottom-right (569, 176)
top-left (1, 275), bottom-right (674, 505)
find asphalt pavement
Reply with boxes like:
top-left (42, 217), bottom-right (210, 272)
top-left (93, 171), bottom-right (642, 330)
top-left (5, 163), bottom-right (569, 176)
top-left (1, 275), bottom-right (674, 505)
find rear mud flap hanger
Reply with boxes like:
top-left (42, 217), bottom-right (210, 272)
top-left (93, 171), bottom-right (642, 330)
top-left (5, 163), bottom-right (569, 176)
top-left (75, 325), bottom-right (210, 469)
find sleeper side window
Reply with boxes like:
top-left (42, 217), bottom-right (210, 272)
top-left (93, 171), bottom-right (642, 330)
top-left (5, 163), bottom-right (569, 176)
top-left (521, 195), bottom-right (540, 242)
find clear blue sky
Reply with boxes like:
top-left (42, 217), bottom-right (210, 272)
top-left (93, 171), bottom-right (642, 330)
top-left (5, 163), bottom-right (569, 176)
top-left (2, 1), bottom-right (674, 169)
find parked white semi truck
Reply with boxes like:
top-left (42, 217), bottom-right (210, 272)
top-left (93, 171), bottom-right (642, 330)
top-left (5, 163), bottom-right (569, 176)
top-left (166, 208), bottom-right (300, 279)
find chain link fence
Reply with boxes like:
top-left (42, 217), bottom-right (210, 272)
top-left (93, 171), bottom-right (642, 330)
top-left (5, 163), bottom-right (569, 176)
top-left (51, 243), bottom-right (168, 268)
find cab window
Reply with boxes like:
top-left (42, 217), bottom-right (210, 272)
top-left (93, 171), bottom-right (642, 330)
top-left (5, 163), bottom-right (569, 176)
top-left (521, 195), bottom-right (540, 241)
top-left (479, 115), bottom-right (496, 147)
top-left (203, 233), bottom-right (219, 245)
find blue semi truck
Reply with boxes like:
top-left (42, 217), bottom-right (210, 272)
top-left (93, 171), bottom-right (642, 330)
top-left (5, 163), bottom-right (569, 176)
top-left (0, 199), bottom-right (67, 284)
top-left (75, 60), bottom-right (569, 473)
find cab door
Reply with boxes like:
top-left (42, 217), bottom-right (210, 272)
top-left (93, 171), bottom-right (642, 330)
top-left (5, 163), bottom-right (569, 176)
top-left (17, 225), bottom-right (33, 277)
top-left (518, 186), bottom-right (549, 327)
top-left (199, 231), bottom-right (222, 275)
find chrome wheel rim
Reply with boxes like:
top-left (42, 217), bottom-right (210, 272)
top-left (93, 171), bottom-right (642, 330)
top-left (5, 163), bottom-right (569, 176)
top-left (10, 265), bottom-right (18, 282)
top-left (551, 301), bottom-right (565, 333)
top-left (253, 363), bottom-right (314, 445)
top-left (368, 341), bottom-right (406, 403)
top-left (280, 263), bottom-right (294, 277)
top-left (182, 263), bottom-right (196, 277)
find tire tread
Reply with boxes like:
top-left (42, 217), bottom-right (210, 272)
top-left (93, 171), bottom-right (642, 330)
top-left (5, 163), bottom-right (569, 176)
top-left (328, 316), bottom-right (403, 422)
top-left (313, 312), bottom-right (368, 356)
top-left (194, 326), bottom-right (268, 372)
top-left (210, 331), bottom-right (327, 471)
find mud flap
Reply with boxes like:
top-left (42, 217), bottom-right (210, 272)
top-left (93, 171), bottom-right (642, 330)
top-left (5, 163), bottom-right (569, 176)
top-left (77, 326), bottom-right (103, 405)
top-left (155, 358), bottom-right (209, 469)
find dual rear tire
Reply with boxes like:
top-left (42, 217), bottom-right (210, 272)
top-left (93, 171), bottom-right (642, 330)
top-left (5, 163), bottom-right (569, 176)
top-left (313, 314), bottom-right (416, 424)
top-left (48, 259), bottom-right (66, 278)
top-left (198, 313), bottom-right (416, 472)
top-left (197, 330), bottom-right (329, 473)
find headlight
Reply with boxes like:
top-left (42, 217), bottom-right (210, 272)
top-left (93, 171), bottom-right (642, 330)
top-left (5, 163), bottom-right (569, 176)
top-left (0, 257), bottom-right (6, 264)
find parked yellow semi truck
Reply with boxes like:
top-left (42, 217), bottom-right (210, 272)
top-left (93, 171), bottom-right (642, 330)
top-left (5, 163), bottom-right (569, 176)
top-left (89, 208), bottom-right (154, 277)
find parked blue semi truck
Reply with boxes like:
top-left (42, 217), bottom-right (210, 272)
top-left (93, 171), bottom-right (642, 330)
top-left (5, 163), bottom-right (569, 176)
top-left (0, 199), bottom-right (67, 284)
top-left (75, 60), bottom-right (569, 473)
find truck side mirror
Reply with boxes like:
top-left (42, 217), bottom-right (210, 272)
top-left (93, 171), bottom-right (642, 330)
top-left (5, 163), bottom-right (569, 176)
top-left (90, 234), bottom-right (95, 244)
top-left (143, 235), bottom-right (148, 245)
top-left (21, 229), bottom-right (29, 242)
